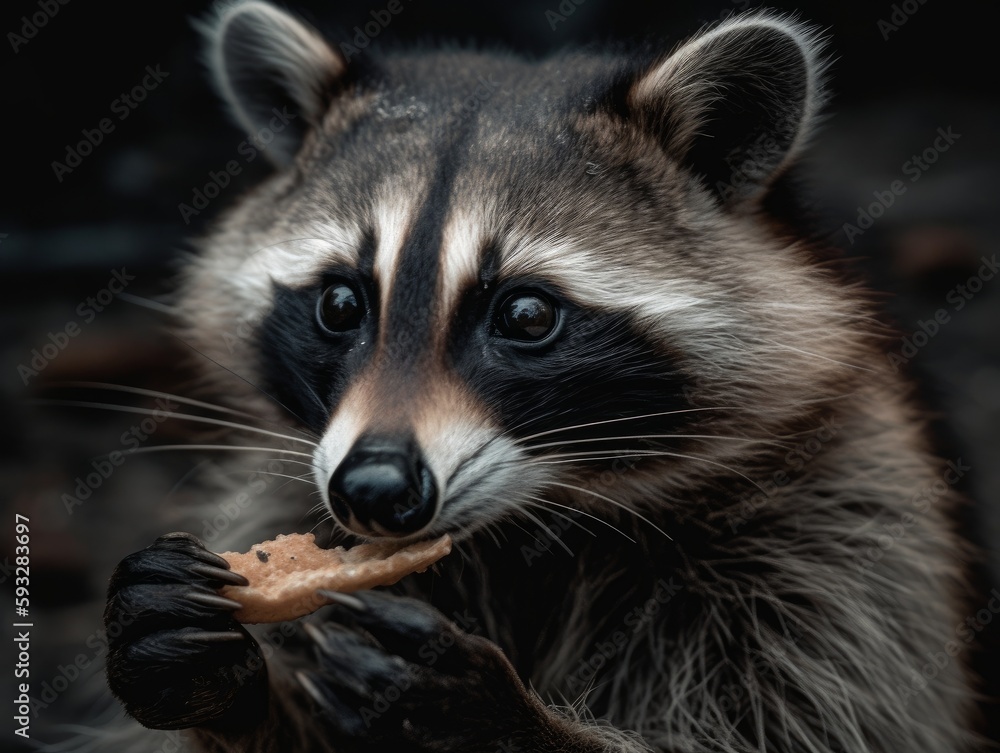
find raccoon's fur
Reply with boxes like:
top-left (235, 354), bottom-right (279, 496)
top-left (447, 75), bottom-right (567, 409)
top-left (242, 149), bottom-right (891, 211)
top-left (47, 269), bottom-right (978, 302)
top-left (96, 2), bottom-right (979, 752)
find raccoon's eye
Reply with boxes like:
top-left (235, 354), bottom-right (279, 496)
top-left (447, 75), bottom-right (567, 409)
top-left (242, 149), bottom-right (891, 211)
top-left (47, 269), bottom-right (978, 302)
top-left (317, 281), bottom-right (364, 333)
top-left (495, 291), bottom-right (558, 342)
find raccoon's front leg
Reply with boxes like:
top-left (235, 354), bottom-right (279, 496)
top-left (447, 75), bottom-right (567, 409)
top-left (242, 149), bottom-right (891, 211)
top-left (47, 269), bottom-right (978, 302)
top-left (104, 532), bottom-right (269, 730)
top-left (300, 591), bottom-right (648, 753)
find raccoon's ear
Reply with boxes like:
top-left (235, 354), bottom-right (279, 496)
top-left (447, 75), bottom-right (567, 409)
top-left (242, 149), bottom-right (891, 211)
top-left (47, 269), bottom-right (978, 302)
top-left (630, 14), bottom-right (826, 204)
top-left (202, 0), bottom-right (346, 166)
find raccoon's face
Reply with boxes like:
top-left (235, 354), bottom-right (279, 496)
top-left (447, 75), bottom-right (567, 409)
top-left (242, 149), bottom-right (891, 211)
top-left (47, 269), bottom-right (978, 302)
top-left (183, 2), bottom-right (865, 541)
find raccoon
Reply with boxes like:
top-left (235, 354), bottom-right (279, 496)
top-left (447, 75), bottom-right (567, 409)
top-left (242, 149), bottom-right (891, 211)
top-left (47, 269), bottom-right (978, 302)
top-left (98, 2), bottom-right (980, 752)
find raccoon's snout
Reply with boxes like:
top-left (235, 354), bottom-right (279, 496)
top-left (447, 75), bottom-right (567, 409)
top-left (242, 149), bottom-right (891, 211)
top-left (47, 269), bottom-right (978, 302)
top-left (327, 435), bottom-right (438, 537)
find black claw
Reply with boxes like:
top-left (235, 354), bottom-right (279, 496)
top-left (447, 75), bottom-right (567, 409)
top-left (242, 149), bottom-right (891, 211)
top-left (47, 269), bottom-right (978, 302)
top-left (316, 590), bottom-right (367, 611)
top-left (320, 591), bottom-right (494, 676)
top-left (191, 549), bottom-right (235, 570)
top-left (190, 563), bottom-right (250, 586)
top-left (305, 622), bottom-right (412, 698)
top-left (302, 621), bottom-right (327, 645)
top-left (187, 591), bottom-right (244, 611)
top-left (152, 533), bottom-right (230, 566)
top-left (304, 622), bottom-right (372, 662)
top-left (325, 591), bottom-right (445, 640)
top-left (296, 670), bottom-right (327, 707)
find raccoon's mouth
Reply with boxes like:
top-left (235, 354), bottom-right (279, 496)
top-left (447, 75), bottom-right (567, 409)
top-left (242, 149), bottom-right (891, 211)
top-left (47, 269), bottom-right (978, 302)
top-left (317, 425), bottom-right (545, 545)
top-left (323, 462), bottom-right (534, 547)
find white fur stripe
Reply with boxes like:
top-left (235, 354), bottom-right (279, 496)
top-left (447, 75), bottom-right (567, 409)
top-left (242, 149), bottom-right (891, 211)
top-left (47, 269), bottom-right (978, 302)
top-left (497, 237), bottom-right (738, 355)
top-left (372, 183), bottom-right (420, 335)
top-left (242, 226), bottom-right (360, 288)
top-left (437, 207), bottom-right (486, 332)
top-left (227, 220), bottom-right (362, 314)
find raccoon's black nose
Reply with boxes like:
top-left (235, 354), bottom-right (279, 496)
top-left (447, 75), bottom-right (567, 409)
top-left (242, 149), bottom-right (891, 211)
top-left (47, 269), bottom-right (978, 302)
top-left (328, 435), bottom-right (437, 536)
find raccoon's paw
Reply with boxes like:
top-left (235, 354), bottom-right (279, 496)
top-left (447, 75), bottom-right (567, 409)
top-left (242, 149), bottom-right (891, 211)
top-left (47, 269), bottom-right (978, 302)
top-left (104, 532), bottom-right (268, 730)
top-left (298, 591), bottom-right (559, 752)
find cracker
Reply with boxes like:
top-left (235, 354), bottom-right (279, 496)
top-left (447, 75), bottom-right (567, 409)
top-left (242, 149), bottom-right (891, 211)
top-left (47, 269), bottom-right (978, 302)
top-left (220, 533), bottom-right (451, 624)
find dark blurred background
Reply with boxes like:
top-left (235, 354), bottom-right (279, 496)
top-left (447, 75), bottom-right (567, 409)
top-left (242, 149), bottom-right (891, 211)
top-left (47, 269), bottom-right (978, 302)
top-left (2, 0), bottom-right (998, 749)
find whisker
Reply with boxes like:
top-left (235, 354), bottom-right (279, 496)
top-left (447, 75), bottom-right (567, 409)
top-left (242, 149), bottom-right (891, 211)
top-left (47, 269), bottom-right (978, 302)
top-left (524, 433), bottom-right (789, 452)
top-left (30, 399), bottom-right (318, 447)
top-left (46, 381), bottom-right (321, 440)
top-left (305, 499), bottom-right (330, 518)
top-left (195, 457), bottom-right (320, 484)
top-left (48, 382), bottom-right (259, 419)
top-left (542, 480), bottom-right (672, 541)
top-left (163, 329), bottom-right (315, 430)
top-left (100, 444), bottom-right (316, 460)
top-left (524, 495), bottom-right (635, 544)
top-left (307, 513), bottom-right (337, 536)
top-left (162, 459), bottom-right (216, 503)
top-left (314, 522), bottom-right (352, 551)
top-left (504, 404), bottom-right (576, 437)
top-left (537, 449), bottom-right (766, 492)
top-left (519, 505), bottom-right (575, 557)
top-left (534, 453), bottom-right (661, 465)
top-left (517, 406), bottom-right (738, 445)
top-left (504, 514), bottom-right (549, 551)
top-left (292, 370), bottom-right (327, 416)
top-left (480, 520), bottom-right (502, 548)
top-left (449, 539), bottom-right (474, 578)
top-left (117, 291), bottom-right (177, 314)
top-left (257, 457), bottom-right (319, 469)
top-left (262, 477), bottom-right (300, 504)
top-left (757, 338), bottom-right (875, 373)
top-left (220, 469), bottom-right (317, 485)
top-left (523, 496), bottom-right (597, 539)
